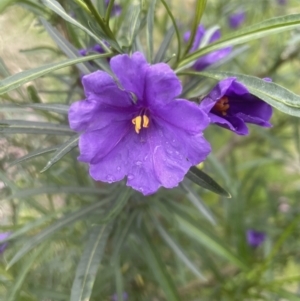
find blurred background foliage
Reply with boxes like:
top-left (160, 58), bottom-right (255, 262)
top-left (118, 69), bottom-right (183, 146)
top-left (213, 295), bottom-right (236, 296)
top-left (1, 0), bottom-right (300, 300)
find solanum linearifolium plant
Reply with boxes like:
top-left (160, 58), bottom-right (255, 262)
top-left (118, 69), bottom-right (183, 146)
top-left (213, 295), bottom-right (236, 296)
top-left (1, 0), bottom-right (300, 300)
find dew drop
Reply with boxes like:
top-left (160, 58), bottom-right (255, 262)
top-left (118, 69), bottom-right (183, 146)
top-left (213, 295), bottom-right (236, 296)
top-left (106, 174), bottom-right (115, 183)
top-left (116, 166), bottom-right (121, 171)
top-left (135, 160), bottom-right (142, 166)
top-left (139, 187), bottom-right (144, 193)
top-left (128, 174), bottom-right (134, 180)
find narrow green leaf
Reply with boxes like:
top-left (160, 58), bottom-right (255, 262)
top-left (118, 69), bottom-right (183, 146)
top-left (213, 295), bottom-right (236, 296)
top-left (127, 6), bottom-right (141, 49)
top-left (7, 186), bottom-right (107, 201)
top-left (152, 214), bottom-right (206, 280)
top-left (6, 244), bottom-right (48, 301)
top-left (159, 0), bottom-right (181, 64)
top-left (176, 215), bottom-right (247, 270)
top-left (7, 197), bottom-right (111, 268)
top-left (0, 120), bottom-right (73, 135)
top-left (270, 289), bottom-right (300, 301)
top-left (0, 54), bottom-right (108, 95)
top-left (183, 0), bottom-right (207, 56)
top-left (40, 135), bottom-right (79, 172)
top-left (70, 224), bottom-right (113, 301)
top-left (192, 70), bottom-right (300, 117)
top-left (9, 146), bottom-right (57, 167)
top-left (146, 0), bottom-right (157, 63)
top-left (142, 226), bottom-right (181, 301)
top-left (40, 18), bottom-right (92, 74)
top-left (186, 166), bottom-right (231, 197)
top-left (41, 0), bottom-right (111, 52)
top-left (178, 13), bottom-right (300, 70)
top-left (24, 103), bottom-right (69, 114)
top-left (181, 182), bottom-right (216, 225)
top-left (154, 26), bottom-right (175, 63)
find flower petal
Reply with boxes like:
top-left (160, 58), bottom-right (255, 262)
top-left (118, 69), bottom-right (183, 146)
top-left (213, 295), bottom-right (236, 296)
top-left (110, 52), bottom-right (149, 100)
top-left (82, 71), bottom-right (133, 108)
top-left (150, 120), bottom-right (211, 188)
top-left (154, 99), bottom-right (209, 134)
top-left (78, 121), bottom-right (131, 164)
top-left (145, 63), bottom-right (182, 107)
top-left (194, 46), bottom-right (232, 71)
top-left (229, 95), bottom-right (273, 126)
top-left (209, 113), bottom-right (249, 135)
top-left (68, 99), bottom-right (98, 131)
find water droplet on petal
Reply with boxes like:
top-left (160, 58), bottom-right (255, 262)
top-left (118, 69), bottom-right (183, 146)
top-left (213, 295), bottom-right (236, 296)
top-left (128, 174), bottom-right (134, 180)
top-left (139, 187), bottom-right (144, 193)
top-left (144, 155), bottom-right (148, 161)
top-left (116, 166), bottom-right (121, 171)
top-left (106, 174), bottom-right (115, 183)
top-left (135, 160), bottom-right (142, 166)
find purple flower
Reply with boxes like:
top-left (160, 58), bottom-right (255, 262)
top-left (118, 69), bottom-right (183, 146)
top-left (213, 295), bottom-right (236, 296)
top-left (78, 44), bottom-right (104, 57)
top-left (0, 232), bottom-right (10, 254)
top-left (247, 230), bottom-right (266, 248)
top-left (184, 25), bottom-right (232, 71)
top-left (228, 11), bottom-right (246, 29)
top-left (277, 0), bottom-right (287, 5)
top-left (111, 292), bottom-right (128, 301)
top-left (68, 52), bottom-right (211, 195)
top-left (199, 77), bottom-right (272, 135)
top-left (105, 0), bottom-right (121, 16)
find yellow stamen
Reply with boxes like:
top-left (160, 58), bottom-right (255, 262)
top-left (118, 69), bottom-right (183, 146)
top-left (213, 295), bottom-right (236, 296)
top-left (143, 115), bottom-right (149, 128)
top-left (132, 116), bottom-right (142, 134)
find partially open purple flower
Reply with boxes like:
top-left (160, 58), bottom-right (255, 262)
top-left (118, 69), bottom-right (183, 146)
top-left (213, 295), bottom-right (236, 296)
top-left (111, 292), bottom-right (128, 301)
top-left (78, 44), bottom-right (105, 57)
top-left (69, 52), bottom-right (211, 195)
top-left (199, 78), bottom-right (272, 135)
top-left (0, 232), bottom-right (10, 254)
top-left (184, 25), bottom-right (232, 71)
top-left (228, 11), bottom-right (246, 29)
top-left (247, 230), bottom-right (266, 248)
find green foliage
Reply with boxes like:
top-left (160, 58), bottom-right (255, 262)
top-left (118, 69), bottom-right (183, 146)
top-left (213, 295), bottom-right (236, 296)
top-left (1, 0), bottom-right (300, 301)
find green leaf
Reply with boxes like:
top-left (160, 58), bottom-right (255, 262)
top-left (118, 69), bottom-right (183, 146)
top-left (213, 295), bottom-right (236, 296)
top-left (40, 135), bottom-right (79, 172)
top-left (152, 214), bottom-right (206, 280)
top-left (9, 146), bottom-right (57, 167)
top-left (41, 0), bottom-right (111, 52)
top-left (142, 226), bottom-right (181, 301)
top-left (154, 26), bottom-right (175, 63)
top-left (186, 166), bottom-right (231, 197)
top-left (70, 224), bottom-right (113, 301)
top-left (7, 197), bottom-right (112, 268)
top-left (270, 289), bottom-right (300, 301)
top-left (0, 54), bottom-right (108, 95)
top-left (7, 186), bottom-right (107, 201)
top-left (182, 0), bottom-right (207, 56)
top-left (181, 182), bottom-right (217, 225)
top-left (175, 215), bottom-right (247, 270)
top-left (6, 244), bottom-right (48, 301)
top-left (40, 18), bottom-right (92, 74)
top-left (178, 13), bottom-right (300, 70)
top-left (159, 0), bottom-right (181, 64)
top-left (127, 6), bottom-right (141, 49)
top-left (192, 70), bottom-right (300, 117)
top-left (0, 120), bottom-right (73, 135)
top-left (24, 103), bottom-right (69, 114)
top-left (146, 0), bottom-right (157, 63)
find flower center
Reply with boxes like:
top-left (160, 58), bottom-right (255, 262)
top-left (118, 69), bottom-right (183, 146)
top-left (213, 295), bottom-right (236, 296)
top-left (213, 96), bottom-right (230, 116)
top-left (132, 114), bottom-right (150, 134)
